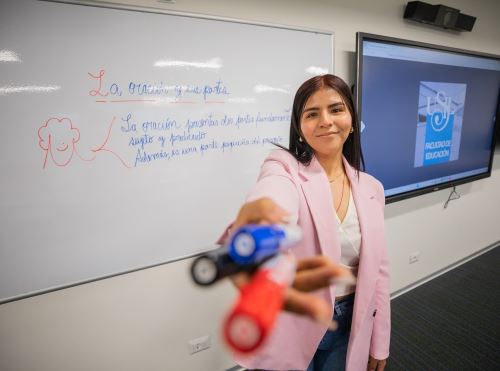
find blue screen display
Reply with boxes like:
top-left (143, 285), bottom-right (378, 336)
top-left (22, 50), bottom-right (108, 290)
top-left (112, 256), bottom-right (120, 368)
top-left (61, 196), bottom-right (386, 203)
top-left (358, 36), bottom-right (500, 200)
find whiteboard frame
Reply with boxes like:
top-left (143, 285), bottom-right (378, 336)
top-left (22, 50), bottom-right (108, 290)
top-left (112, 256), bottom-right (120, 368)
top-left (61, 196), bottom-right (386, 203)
top-left (46, 0), bottom-right (335, 49)
top-left (1, 0), bottom-right (334, 304)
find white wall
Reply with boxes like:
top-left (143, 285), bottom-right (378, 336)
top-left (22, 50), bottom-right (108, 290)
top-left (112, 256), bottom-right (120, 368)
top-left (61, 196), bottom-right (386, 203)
top-left (1, 1), bottom-right (499, 371)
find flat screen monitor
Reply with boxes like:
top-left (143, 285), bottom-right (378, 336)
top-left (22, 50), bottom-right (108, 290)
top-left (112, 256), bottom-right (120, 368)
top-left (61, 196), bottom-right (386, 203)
top-left (356, 33), bottom-right (500, 203)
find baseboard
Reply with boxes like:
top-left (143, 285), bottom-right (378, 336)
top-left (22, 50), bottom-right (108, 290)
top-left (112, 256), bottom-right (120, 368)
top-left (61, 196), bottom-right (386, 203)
top-left (225, 365), bottom-right (245, 371)
top-left (390, 240), bottom-right (500, 299)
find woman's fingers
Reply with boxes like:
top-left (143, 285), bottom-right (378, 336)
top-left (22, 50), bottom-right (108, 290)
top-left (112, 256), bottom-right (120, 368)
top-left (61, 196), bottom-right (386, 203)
top-left (294, 256), bottom-right (355, 292)
top-left (295, 255), bottom-right (332, 270)
top-left (367, 356), bottom-right (387, 371)
top-left (367, 356), bottom-right (378, 371)
top-left (229, 254), bottom-right (354, 331)
top-left (283, 288), bottom-right (337, 330)
top-left (232, 198), bottom-right (289, 232)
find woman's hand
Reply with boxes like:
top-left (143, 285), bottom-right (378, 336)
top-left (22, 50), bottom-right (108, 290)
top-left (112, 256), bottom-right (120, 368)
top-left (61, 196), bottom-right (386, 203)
top-left (229, 198), bottom-right (355, 327)
top-left (231, 197), bottom-right (290, 233)
top-left (231, 255), bottom-right (353, 328)
top-left (286, 255), bottom-right (354, 327)
top-left (367, 356), bottom-right (387, 371)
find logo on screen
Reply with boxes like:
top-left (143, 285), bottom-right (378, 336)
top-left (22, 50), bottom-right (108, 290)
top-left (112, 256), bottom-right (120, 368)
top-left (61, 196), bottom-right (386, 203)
top-left (414, 82), bottom-right (466, 167)
top-left (427, 91), bottom-right (453, 132)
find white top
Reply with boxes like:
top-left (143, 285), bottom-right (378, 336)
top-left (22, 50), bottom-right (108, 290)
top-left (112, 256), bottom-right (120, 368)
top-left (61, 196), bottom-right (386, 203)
top-left (335, 190), bottom-right (361, 297)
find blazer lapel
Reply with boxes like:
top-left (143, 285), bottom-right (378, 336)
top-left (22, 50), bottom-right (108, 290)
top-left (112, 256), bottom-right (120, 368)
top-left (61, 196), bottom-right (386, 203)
top-left (298, 156), bottom-right (341, 261)
top-left (345, 158), bottom-right (383, 340)
top-left (299, 156), bottom-right (341, 303)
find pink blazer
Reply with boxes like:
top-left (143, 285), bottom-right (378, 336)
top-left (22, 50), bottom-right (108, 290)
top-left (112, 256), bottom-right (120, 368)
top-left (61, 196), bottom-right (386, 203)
top-left (230, 149), bottom-right (391, 371)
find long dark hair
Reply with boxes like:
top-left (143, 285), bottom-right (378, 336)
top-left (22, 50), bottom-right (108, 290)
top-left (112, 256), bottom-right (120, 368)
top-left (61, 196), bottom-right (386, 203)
top-left (283, 74), bottom-right (364, 173)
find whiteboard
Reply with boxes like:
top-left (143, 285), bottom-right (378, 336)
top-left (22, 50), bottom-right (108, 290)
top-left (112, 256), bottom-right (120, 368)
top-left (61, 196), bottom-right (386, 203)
top-left (0, 0), bottom-right (333, 303)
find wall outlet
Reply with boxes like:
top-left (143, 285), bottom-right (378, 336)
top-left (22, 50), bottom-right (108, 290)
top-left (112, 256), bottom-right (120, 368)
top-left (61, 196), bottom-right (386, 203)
top-left (409, 252), bottom-right (420, 264)
top-left (187, 335), bottom-right (211, 355)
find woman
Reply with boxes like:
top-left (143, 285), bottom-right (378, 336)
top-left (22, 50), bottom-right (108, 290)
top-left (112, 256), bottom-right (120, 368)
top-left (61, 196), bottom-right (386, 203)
top-left (226, 75), bottom-right (390, 371)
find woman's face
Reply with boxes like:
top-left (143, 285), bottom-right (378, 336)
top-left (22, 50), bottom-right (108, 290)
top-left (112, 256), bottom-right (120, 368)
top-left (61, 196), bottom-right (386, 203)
top-left (300, 88), bottom-right (352, 158)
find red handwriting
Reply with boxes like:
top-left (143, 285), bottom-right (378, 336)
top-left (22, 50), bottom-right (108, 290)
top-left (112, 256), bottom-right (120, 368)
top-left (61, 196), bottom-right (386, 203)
top-left (91, 116), bottom-right (132, 168)
top-left (94, 100), bottom-right (224, 104)
top-left (95, 99), bottom-right (157, 103)
top-left (88, 69), bottom-right (109, 97)
top-left (38, 116), bottom-right (131, 169)
top-left (38, 117), bottom-right (81, 169)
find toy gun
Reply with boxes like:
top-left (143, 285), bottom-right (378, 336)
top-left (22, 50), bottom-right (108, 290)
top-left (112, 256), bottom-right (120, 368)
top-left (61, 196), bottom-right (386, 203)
top-left (190, 224), bottom-right (302, 353)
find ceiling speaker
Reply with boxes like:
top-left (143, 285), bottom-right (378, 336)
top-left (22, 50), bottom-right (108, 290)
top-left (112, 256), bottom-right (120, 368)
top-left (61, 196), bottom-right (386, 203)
top-left (404, 1), bottom-right (476, 31)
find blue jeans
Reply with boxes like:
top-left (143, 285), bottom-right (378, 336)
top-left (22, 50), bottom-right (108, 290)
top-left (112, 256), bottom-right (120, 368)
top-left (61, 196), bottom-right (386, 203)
top-left (306, 294), bottom-right (354, 371)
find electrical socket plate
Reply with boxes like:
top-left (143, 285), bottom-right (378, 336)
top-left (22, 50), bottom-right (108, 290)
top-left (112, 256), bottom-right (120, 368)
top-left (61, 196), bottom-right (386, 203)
top-left (188, 335), bottom-right (211, 355)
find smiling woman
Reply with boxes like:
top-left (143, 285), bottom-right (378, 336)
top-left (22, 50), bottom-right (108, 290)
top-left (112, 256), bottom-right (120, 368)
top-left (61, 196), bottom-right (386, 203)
top-left (224, 75), bottom-right (390, 371)
top-left (298, 87), bottom-right (355, 219)
top-left (287, 75), bottom-right (363, 172)
top-left (300, 89), bottom-right (353, 161)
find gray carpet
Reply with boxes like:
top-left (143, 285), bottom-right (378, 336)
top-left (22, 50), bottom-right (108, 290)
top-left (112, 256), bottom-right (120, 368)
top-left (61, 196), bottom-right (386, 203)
top-left (387, 246), bottom-right (500, 371)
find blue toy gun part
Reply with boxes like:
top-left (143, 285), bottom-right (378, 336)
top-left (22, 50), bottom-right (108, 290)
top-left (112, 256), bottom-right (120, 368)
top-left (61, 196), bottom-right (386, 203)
top-left (190, 246), bottom-right (259, 286)
top-left (228, 224), bottom-right (302, 265)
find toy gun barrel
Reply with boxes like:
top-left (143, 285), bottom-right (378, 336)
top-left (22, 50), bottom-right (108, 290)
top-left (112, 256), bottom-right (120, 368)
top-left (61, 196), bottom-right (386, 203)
top-left (223, 253), bottom-right (297, 353)
top-left (228, 224), bottom-right (302, 265)
top-left (190, 224), bottom-right (302, 286)
top-left (190, 246), bottom-right (259, 286)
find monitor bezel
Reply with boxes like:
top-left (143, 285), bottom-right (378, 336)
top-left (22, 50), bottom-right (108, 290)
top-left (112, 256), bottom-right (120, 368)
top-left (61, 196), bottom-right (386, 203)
top-left (355, 32), bottom-right (500, 204)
